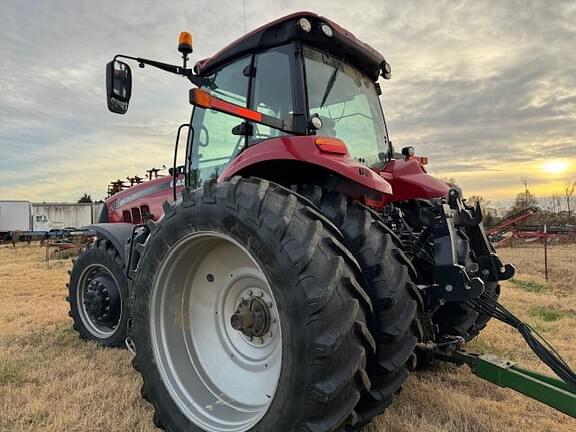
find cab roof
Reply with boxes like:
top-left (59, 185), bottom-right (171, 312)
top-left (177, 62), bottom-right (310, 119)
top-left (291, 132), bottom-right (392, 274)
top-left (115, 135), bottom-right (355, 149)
top-left (194, 12), bottom-right (386, 81)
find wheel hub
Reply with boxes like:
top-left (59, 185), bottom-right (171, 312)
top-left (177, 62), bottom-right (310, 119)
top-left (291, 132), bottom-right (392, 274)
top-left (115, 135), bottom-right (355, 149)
top-left (230, 295), bottom-right (271, 338)
top-left (83, 277), bottom-right (118, 324)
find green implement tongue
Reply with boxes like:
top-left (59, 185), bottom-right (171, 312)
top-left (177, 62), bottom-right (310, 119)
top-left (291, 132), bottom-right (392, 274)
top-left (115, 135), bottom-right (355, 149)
top-left (438, 350), bottom-right (576, 419)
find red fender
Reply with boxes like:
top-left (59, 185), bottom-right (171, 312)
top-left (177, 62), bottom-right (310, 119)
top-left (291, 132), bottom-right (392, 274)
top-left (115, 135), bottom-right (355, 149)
top-left (379, 159), bottom-right (450, 201)
top-left (219, 136), bottom-right (393, 195)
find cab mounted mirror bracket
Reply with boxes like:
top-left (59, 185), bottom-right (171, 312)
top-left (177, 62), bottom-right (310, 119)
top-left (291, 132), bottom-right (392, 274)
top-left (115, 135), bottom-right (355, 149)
top-left (112, 54), bottom-right (208, 88)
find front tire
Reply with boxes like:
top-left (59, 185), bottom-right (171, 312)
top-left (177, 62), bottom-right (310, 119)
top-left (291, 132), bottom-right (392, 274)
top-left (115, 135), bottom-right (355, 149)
top-left (131, 178), bottom-right (375, 432)
top-left (67, 239), bottom-right (129, 347)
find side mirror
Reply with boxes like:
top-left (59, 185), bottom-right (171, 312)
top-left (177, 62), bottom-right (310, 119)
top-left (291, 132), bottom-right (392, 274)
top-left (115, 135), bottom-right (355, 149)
top-left (106, 60), bottom-right (132, 114)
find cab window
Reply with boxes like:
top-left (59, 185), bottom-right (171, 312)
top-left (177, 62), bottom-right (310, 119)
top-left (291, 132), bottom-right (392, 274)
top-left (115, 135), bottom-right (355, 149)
top-left (304, 47), bottom-right (388, 166)
top-left (189, 56), bottom-right (251, 187)
top-left (248, 46), bottom-right (294, 144)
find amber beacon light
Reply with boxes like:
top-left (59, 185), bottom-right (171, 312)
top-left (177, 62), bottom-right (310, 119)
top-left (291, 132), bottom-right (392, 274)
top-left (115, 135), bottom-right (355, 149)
top-left (178, 32), bottom-right (193, 55)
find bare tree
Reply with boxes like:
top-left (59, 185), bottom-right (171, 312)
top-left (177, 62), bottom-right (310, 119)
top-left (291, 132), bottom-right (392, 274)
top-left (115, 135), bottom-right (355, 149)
top-left (541, 194), bottom-right (562, 214)
top-left (521, 176), bottom-right (529, 196)
top-left (510, 178), bottom-right (538, 214)
top-left (550, 194), bottom-right (563, 214)
top-left (468, 195), bottom-right (495, 226)
top-left (564, 178), bottom-right (576, 220)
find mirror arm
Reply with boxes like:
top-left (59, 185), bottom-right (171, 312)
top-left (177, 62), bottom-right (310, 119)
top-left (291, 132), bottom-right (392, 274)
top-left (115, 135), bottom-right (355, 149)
top-left (113, 54), bottom-right (207, 87)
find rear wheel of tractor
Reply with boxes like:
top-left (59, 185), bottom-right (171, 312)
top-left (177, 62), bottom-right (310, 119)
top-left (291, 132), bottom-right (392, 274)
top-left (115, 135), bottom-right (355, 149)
top-left (298, 186), bottom-right (421, 428)
top-left (67, 239), bottom-right (129, 347)
top-left (130, 178), bottom-right (375, 432)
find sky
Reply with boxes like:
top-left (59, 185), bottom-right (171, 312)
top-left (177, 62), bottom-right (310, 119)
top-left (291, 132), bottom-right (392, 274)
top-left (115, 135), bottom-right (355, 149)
top-left (0, 0), bottom-right (575, 206)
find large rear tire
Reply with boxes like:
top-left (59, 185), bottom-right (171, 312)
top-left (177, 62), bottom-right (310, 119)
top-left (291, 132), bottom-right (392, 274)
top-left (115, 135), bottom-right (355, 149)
top-left (130, 178), bottom-right (375, 432)
top-left (67, 239), bottom-right (129, 347)
top-left (298, 186), bottom-right (420, 428)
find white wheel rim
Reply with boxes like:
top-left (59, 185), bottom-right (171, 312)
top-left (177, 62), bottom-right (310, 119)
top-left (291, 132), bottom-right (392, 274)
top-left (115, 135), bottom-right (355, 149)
top-left (150, 232), bottom-right (282, 432)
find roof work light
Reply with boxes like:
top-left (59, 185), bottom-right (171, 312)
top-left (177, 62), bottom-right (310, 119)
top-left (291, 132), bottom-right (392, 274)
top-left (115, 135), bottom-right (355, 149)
top-left (298, 18), bottom-right (312, 32)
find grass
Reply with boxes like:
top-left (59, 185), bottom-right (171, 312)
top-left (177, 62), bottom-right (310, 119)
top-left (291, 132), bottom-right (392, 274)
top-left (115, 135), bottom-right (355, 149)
top-left (509, 277), bottom-right (548, 293)
top-left (0, 360), bottom-right (25, 385)
top-left (0, 244), bottom-right (575, 432)
top-left (528, 305), bottom-right (576, 322)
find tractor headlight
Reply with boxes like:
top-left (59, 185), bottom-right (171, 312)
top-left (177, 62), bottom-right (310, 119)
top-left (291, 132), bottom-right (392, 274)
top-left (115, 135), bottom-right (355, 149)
top-left (320, 22), bottom-right (333, 37)
top-left (298, 18), bottom-right (312, 33)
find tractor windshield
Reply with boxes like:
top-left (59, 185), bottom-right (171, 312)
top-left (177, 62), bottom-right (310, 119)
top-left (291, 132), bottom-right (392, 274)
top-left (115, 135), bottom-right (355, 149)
top-left (304, 47), bottom-right (389, 166)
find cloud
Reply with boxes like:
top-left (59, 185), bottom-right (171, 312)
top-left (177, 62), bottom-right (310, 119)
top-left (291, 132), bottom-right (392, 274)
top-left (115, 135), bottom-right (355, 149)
top-left (0, 0), bottom-right (574, 203)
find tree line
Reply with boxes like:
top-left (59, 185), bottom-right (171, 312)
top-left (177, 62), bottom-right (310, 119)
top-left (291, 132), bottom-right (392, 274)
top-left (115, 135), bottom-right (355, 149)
top-left (469, 178), bottom-right (576, 228)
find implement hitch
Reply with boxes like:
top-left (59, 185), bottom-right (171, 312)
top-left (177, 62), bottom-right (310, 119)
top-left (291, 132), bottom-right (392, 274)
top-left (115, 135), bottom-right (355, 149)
top-left (437, 350), bottom-right (576, 418)
top-left (422, 189), bottom-right (515, 309)
top-left (447, 188), bottom-right (515, 283)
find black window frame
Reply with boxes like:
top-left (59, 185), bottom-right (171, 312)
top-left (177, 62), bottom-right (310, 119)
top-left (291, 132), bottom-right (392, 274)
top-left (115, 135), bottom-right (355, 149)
top-left (301, 44), bottom-right (394, 162)
top-left (246, 43), bottom-right (303, 147)
top-left (186, 54), bottom-right (253, 188)
top-left (185, 42), bottom-right (311, 189)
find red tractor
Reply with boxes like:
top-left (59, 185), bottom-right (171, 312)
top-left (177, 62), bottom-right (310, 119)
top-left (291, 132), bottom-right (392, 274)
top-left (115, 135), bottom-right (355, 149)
top-left (68, 12), bottom-right (515, 432)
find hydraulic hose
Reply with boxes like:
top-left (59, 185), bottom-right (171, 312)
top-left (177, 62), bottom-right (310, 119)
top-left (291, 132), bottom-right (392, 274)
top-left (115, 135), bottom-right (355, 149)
top-left (468, 296), bottom-right (576, 389)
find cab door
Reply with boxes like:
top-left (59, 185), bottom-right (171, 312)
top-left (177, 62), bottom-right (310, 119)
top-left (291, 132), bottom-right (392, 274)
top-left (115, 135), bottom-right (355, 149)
top-left (247, 45), bottom-right (296, 146)
top-left (188, 56), bottom-right (251, 189)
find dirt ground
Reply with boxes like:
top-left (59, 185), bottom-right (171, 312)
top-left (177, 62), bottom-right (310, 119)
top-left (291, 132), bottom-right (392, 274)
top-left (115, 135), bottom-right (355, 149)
top-left (0, 244), bottom-right (574, 432)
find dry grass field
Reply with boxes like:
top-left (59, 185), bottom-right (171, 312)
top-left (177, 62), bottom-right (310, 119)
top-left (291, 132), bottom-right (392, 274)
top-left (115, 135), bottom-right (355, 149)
top-left (0, 244), bottom-right (574, 432)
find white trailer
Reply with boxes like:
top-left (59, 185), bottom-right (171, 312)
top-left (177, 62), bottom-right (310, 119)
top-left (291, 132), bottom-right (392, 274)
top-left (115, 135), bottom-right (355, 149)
top-left (31, 203), bottom-right (94, 230)
top-left (0, 201), bottom-right (32, 233)
top-left (1, 201), bottom-right (100, 243)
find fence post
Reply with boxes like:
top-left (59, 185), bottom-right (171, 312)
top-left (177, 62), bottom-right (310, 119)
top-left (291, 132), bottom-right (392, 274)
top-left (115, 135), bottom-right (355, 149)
top-left (543, 224), bottom-right (548, 281)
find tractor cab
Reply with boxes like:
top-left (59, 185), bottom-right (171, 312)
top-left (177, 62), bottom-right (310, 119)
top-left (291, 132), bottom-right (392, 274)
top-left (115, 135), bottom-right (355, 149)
top-left (106, 12), bottom-right (431, 203)
top-left (186, 13), bottom-right (393, 189)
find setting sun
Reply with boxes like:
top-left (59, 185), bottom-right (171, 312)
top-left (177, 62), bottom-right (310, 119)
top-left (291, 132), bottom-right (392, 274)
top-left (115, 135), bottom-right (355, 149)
top-left (542, 159), bottom-right (570, 175)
